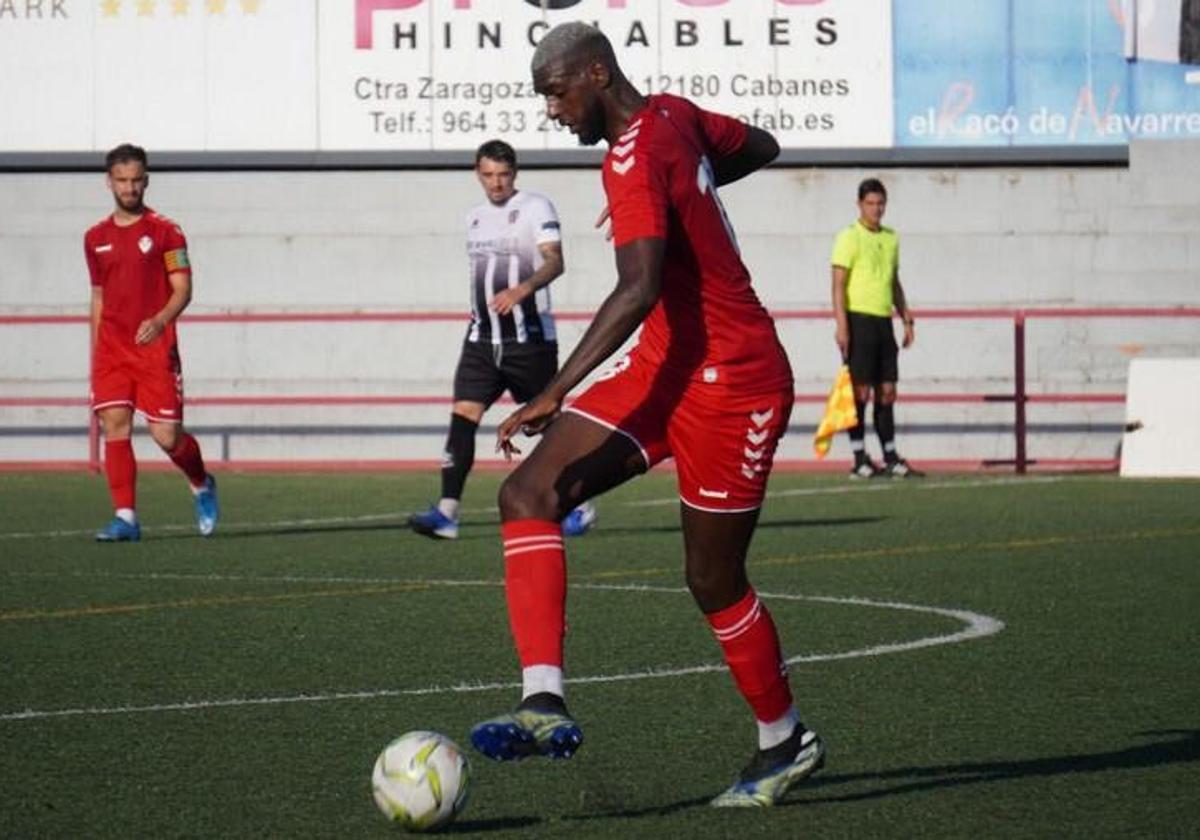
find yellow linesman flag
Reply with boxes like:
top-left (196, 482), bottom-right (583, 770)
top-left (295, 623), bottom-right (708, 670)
top-left (813, 365), bottom-right (858, 458)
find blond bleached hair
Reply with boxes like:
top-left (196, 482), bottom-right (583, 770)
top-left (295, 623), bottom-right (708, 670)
top-left (531, 21), bottom-right (616, 75)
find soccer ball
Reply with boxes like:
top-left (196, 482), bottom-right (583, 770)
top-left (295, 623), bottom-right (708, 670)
top-left (371, 730), bottom-right (470, 831)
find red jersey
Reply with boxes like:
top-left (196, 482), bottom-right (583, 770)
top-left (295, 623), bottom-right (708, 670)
top-left (602, 93), bottom-right (792, 391)
top-left (85, 209), bottom-right (191, 347)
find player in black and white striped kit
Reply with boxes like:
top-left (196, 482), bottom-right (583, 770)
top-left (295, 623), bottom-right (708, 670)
top-left (409, 139), bottom-right (596, 540)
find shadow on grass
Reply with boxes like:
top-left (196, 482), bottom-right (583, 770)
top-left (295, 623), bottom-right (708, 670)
top-left (566, 729), bottom-right (1199, 820)
top-left (789, 728), bottom-right (1200, 806)
top-left (443, 816), bottom-right (541, 833)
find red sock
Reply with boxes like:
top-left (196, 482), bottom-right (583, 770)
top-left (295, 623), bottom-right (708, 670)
top-left (167, 432), bottom-right (208, 488)
top-left (104, 438), bottom-right (137, 510)
top-left (706, 588), bottom-right (794, 723)
top-left (502, 519), bottom-right (566, 668)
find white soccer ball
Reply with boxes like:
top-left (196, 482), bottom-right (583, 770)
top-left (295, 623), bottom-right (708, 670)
top-left (371, 730), bottom-right (470, 832)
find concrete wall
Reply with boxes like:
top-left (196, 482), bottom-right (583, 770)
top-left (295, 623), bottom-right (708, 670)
top-left (2, 140), bottom-right (1198, 467)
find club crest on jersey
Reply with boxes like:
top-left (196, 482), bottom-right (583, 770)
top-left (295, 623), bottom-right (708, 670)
top-left (138, 235), bottom-right (153, 254)
top-left (508, 209), bottom-right (520, 224)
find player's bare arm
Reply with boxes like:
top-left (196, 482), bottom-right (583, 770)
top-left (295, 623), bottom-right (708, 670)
top-left (489, 241), bottom-right (564, 316)
top-left (712, 125), bottom-right (780, 187)
top-left (136, 270), bottom-right (192, 345)
top-left (893, 271), bottom-right (915, 348)
top-left (831, 264), bottom-right (850, 359)
top-left (496, 236), bottom-right (664, 458)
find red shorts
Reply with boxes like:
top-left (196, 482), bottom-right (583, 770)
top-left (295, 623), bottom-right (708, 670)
top-left (91, 332), bottom-right (184, 424)
top-left (567, 352), bottom-right (793, 512)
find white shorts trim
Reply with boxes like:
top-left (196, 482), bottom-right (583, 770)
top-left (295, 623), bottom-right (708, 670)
top-left (143, 413), bottom-right (183, 425)
top-left (564, 406), bottom-right (650, 469)
top-left (680, 496), bottom-right (762, 515)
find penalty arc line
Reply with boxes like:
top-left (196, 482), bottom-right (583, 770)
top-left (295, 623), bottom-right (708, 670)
top-left (0, 585), bottom-right (1003, 723)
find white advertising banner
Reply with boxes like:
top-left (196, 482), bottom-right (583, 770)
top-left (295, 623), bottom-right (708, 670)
top-left (325, 0), bottom-right (893, 150)
top-left (0, 0), bottom-right (891, 154)
top-left (0, 0), bottom-right (316, 152)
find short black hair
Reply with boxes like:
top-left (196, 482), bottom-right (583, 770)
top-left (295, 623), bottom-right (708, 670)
top-left (105, 143), bottom-right (148, 172)
top-left (858, 177), bottom-right (886, 201)
top-left (475, 139), bottom-right (517, 169)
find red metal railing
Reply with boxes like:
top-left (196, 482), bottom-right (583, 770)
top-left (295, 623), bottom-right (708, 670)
top-left (2, 306), bottom-right (1197, 473)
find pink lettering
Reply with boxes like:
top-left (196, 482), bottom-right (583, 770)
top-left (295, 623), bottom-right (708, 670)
top-left (1069, 84), bottom-right (1120, 139)
top-left (356, 0), bottom-right (421, 49)
top-left (936, 82), bottom-right (974, 138)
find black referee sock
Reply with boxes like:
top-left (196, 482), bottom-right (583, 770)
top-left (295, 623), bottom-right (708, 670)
top-left (849, 400), bottom-right (868, 463)
top-left (874, 402), bottom-right (897, 463)
top-left (440, 413), bottom-right (478, 502)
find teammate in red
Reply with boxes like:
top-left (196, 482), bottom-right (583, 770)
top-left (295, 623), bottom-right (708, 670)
top-left (468, 23), bottom-right (823, 807)
top-left (86, 143), bottom-right (218, 542)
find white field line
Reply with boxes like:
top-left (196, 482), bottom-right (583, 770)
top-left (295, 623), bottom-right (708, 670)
top-left (0, 582), bottom-right (1003, 722)
top-left (0, 475), bottom-right (1064, 540)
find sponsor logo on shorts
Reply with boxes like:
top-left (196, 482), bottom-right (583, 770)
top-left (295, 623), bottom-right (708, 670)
top-left (699, 488), bottom-right (729, 499)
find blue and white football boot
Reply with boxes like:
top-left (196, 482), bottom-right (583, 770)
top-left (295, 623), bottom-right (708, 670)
top-left (710, 727), bottom-right (825, 807)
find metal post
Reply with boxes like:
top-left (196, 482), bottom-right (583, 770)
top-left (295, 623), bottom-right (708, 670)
top-left (1014, 311), bottom-right (1027, 474)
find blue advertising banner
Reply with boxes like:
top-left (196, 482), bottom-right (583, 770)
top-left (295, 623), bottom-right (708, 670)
top-left (894, 0), bottom-right (1200, 147)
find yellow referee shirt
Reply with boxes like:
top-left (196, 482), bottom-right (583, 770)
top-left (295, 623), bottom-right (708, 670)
top-left (831, 221), bottom-right (899, 318)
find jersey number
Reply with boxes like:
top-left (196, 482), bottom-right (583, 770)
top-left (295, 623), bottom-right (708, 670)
top-left (696, 156), bottom-right (739, 254)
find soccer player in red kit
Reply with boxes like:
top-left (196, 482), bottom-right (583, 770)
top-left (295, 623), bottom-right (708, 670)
top-left (468, 23), bottom-right (823, 807)
top-left (86, 143), bottom-right (218, 542)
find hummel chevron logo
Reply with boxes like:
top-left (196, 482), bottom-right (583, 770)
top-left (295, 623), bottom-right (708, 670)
top-left (744, 446), bottom-right (764, 461)
top-left (746, 429), bottom-right (769, 445)
top-left (611, 156), bottom-right (635, 175)
top-left (619, 118), bottom-right (642, 139)
top-left (741, 465), bottom-right (756, 480)
top-left (750, 408), bottom-right (774, 428)
top-left (611, 140), bottom-right (635, 158)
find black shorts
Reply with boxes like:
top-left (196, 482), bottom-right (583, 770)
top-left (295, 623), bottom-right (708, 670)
top-left (452, 340), bottom-right (558, 405)
top-left (847, 312), bottom-right (899, 386)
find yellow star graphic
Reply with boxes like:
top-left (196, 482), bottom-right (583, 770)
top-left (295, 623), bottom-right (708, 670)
top-left (240, 0), bottom-right (260, 14)
top-left (100, 0), bottom-right (121, 17)
top-left (206, 0), bottom-right (225, 14)
top-left (136, 0), bottom-right (156, 16)
top-left (172, 0), bottom-right (188, 15)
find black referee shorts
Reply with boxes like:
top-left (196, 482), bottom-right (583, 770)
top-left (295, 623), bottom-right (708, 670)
top-left (847, 312), bottom-right (899, 386)
top-left (452, 339), bottom-right (558, 406)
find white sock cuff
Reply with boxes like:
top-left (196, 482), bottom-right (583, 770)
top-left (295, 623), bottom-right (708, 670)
top-left (757, 707), bottom-right (801, 750)
top-left (521, 665), bottom-right (565, 700)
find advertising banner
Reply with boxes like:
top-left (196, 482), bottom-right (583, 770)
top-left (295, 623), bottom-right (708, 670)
top-left (893, 0), bottom-right (1200, 147)
top-left (5, 0), bottom-right (1197, 161)
top-left (0, 0), bottom-right (892, 154)
top-left (324, 0), bottom-right (893, 151)
top-left (0, 0), bottom-right (316, 152)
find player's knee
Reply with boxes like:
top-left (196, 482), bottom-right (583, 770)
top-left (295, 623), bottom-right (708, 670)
top-left (498, 471), bottom-right (559, 522)
top-left (97, 409), bottom-right (132, 439)
top-left (150, 424), bottom-right (181, 452)
top-left (685, 566), bottom-right (746, 613)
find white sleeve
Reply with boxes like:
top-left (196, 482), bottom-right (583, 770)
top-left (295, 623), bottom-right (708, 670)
top-left (528, 194), bottom-right (562, 245)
